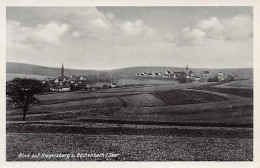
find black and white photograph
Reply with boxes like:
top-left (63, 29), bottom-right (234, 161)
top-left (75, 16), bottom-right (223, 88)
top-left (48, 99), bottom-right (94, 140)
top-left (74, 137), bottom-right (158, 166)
top-left (1, 1), bottom-right (259, 167)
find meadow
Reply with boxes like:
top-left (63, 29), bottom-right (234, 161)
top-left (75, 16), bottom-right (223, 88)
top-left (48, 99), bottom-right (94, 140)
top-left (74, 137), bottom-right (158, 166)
top-left (6, 80), bottom-right (253, 161)
top-left (213, 79), bottom-right (253, 89)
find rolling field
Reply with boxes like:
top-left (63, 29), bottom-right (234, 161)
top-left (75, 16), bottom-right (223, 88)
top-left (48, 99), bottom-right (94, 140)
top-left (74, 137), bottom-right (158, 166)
top-left (192, 82), bottom-right (253, 98)
top-left (6, 81), bottom-right (253, 161)
top-left (152, 89), bottom-right (227, 105)
top-left (6, 73), bottom-right (53, 81)
top-left (213, 79), bottom-right (253, 89)
top-left (120, 94), bottom-right (166, 107)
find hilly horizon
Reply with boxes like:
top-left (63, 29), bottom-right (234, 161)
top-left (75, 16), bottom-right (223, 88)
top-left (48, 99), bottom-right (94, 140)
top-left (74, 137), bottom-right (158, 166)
top-left (6, 62), bottom-right (253, 81)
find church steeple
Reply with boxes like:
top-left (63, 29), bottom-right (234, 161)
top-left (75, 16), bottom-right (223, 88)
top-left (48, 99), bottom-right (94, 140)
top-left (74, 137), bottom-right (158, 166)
top-left (61, 63), bottom-right (64, 77)
top-left (185, 65), bottom-right (189, 75)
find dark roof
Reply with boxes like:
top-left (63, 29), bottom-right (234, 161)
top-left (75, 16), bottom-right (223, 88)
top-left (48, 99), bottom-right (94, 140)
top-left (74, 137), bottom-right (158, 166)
top-left (203, 71), bottom-right (210, 74)
top-left (57, 76), bottom-right (67, 81)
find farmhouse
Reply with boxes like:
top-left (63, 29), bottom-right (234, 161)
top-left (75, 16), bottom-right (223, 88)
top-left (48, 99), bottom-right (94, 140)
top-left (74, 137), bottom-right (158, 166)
top-left (203, 71), bottom-right (210, 77)
top-left (153, 73), bottom-right (159, 76)
top-left (164, 70), bottom-right (171, 76)
top-left (76, 75), bottom-right (87, 84)
top-left (50, 85), bottom-right (70, 92)
top-left (111, 83), bottom-right (117, 88)
top-left (192, 76), bottom-right (201, 81)
top-left (141, 72), bottom-right (147, 76)
top-left (217, 72), bottom-right (226, 81)
top-left (173, 72), bottom-right (182, 78)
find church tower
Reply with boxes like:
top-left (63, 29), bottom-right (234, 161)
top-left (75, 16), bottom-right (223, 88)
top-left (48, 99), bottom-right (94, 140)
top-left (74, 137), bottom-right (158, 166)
top-left (61, 63), bottom-right (64, 77)
top-left (186, 65), bottom-right (189, 75)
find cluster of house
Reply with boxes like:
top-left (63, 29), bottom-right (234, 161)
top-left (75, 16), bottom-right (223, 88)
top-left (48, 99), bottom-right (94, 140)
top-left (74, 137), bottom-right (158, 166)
top-left (135, 66), bottom-right (202, 81)
top-left (42, 64), bottom-right (234, 92)
top-left (135, 65), bottom-right (230, 82)
top-left (42, 64), bottom-right (116, 92)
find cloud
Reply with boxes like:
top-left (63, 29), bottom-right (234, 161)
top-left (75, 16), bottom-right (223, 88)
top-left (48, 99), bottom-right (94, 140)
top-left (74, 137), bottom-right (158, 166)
top-left (7, 7), bottom-right (158, 53)
top-left (35, 7), bottom-right (156, 45)
top-left (175, 27), bottom-right (206, 46)
top-left (7, 20), bottom-right (68, 49)
top-left (119, 20), bottom-right (145, 35)
top-left (176, 14), bottom-right (253, 46)
top-left (31, 22), bottom-right (68, 44)
top-left (6, 7), bottom-right (252, 69)
top-left (196, 14), bottom-right (253, 40)
top-left (196, 17), bottom-right (223, 31)
top-left (221, 14), bottom-right (253, 40)
top-left (72, 31), bottom-right (80, 38)
top-left (88, 18), bottom-right (110, 30)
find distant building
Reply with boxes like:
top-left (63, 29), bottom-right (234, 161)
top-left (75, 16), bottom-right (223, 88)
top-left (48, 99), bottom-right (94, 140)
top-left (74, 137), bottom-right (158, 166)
top-left (173, 72), bottom-right (183, 78)
top-left (50, 85), bottom-right (70, 92)
top-left (141, 72), bottom-right (147, 76)
top-left (192, 76), bottom-right (201, 81)
top-left (153, 73), bottom-right (159, 76)
top-left (217, 72), bottom-right (226, 81)
top-left (54, 63), bottom-right (68, 84)
top-left (203, 71), bottom-right (210, 77)
top-left (111, 83), bottom-right (117, 88)
top-left (68, 75), bottom-right (77, 84)
top-left (164, 70), bottom-right (171, 76)
top-left (185, 65), bottom-right (189, 74)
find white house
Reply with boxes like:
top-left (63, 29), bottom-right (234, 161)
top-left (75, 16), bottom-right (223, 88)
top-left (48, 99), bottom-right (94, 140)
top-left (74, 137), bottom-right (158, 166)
top-left (111, 83), bottom-right (117, 88)
top-left (193, 76), bottom-right (201, 81)
top-left (153, 73), bottom-right (159, 76)
top-left (164, 71), bottom-right (171, 76)
top-left (217, 72), bottom-right (226, 81)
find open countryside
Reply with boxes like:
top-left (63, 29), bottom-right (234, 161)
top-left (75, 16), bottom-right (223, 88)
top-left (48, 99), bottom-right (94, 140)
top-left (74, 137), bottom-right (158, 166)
top-left (6, 62), bottom-right (253, 161)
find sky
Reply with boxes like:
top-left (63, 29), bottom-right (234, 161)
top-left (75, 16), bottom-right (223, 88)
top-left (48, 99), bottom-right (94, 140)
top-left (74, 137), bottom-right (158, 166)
top-left (6, 7), bottom-right (253, 70)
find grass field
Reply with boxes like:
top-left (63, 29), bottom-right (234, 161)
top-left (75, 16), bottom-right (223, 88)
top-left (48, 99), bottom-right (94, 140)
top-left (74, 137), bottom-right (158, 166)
top-left (191, 82), bottom-right (253, 98)
top-left (120, 94), bottom-right (166, 107)
top-left (6, 81), bottom-right (253, 161)
top-left (152, 89), bottom-right (227, 105)
top-left (213, 80), bottom-right (253, 89)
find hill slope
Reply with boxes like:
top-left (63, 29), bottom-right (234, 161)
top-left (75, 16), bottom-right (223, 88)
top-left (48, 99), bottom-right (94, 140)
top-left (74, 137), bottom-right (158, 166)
top-left (6, 62), bottom-right (253, 80)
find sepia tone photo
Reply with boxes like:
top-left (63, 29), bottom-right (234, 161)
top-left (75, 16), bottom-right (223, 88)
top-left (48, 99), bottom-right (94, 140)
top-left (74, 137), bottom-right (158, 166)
top-left (5, 6), bottom-right (253, 161)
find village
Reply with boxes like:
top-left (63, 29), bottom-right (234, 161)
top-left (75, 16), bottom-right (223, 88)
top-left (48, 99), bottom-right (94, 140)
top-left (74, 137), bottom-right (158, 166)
top-left (41, 64), bottom-right (236, 92)
top-left (135, 65), bottom-right (234, 82)
top-left (42, 64), bottom-right (117, 92)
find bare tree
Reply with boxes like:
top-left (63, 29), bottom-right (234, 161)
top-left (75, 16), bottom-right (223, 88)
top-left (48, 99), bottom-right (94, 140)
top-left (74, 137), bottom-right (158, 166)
top-left (6, 78), bottom-right (44, 121)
